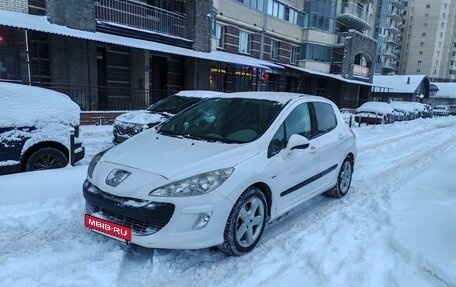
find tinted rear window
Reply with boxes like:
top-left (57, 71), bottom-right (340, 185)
top-left (313, 102), bottom-right (337, 135)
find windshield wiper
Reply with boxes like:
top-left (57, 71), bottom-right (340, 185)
top-left (182, 134), bottom-right (207, 141)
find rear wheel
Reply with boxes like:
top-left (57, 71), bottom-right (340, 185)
top-left (25, 147), bottom-right (68, 172)
top-left (326, 157), bottom-right (353, 198)
top-left (218, 187), bottom-right (267, 256)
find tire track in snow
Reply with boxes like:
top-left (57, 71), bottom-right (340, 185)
top-left (0, 194), bottom-right (126, 287)
top-left (113, 118), bottom-right (456, 287)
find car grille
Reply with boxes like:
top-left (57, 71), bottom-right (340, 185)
top-left (113, 123), bottom-right (143, 138)
top-left (87, 202), bottom-right (165, 235)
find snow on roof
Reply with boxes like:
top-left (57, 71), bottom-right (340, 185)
top-left (0, 9), bottom-right (283, 70)
top-left (356, 102), bottom-right (394, 114)
top-left (0, 82), bottom-right (80, 128)
top-left (431, 82), bottom-right (456, 98)
top-left (215, 91), bottom-right (330, 105)
top-left (175, 91), bottom-right (225, 98)
top-left (283, 64), bottom-right (372, 86)
top-left (389, 101), bottom-right (425, 112)
top-left (373, 75), bottom-right (428, 94)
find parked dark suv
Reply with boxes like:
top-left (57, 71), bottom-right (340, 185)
top-left (0, 82), bottom-right (85, 175)
top-left (112, 91), bottom-right (224, 144)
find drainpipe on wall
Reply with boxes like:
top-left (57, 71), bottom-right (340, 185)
top-left (258, 0), bottom-right (268, 91)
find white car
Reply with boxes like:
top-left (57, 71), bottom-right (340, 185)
top-left (112, 91), bottom-right (224, 144)
top-left (84, 92), bottom-right (356, 255)
top-left (433, 105), bottom-right (449, 116)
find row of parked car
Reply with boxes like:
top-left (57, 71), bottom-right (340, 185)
top-left (351, 101), bottom-right (454, 125)
top-left (1, 82), bottom-right (358, 256)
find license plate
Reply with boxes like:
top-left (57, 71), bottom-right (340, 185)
top-left (85, 214), bottom-right (132, 241)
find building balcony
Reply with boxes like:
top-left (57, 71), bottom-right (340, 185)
top-left (386, 38), bottom-right (400, 46)
top-left (337, 2), bottom-right (372, 31)
top-left (384, 52), bottom-right (398, 59)
top-left (95, 0), bottom-right (188, 39)
top-left (388, 26), bottom-right (401, 34)
top-left (383, 62), bottom-right (397, 72)
top-left (391, 0), bottom-right (404, 9)
top-left (389, 12), bottom-right (402, 22)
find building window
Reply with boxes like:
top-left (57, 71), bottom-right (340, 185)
top-left (270, 39), bottom-right (279, 60)
top-left (417, 69), bottom-right (421, 73)
top-left (441, 23), bottom-right (445, 28)
top-left (236, 0), bottom-right (264, 10)
top-left (420, 42), bottom-right (424, 46)
top-left (423, 23), bottom-right (428, 27)
top-left (418, 60), bottom-right (421, 64)
top-left (419, 51), bottom-right (424, 55)
top-left (267, 0), bottom-right (303, 26)
top-left (425, 13), bottom-right (429, 18)
top-left (426, 4), bottom-right (430, 8)
top-left (301, 43), bottom-right (331, 62)
top-left (290, 46), bottom-right (299, 64)
top-left (239, 31), bottom-right (251, 54)
top-left (421, 33), bottom-right (426, 37)
top-left (215, 24), bottom-right (225, 49)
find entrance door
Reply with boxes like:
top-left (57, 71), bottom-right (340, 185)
top-left (97, 47), bottom-right (107, 109)
top-left (149, 56), bottom-right (168, 103)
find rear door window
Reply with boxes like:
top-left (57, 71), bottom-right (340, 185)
top-left (312, 102), bottom-right (337, 136)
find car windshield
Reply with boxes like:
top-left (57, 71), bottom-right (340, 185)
top-left (158, 97), bottom-right (283, 143)
top-left (148, 95), bottom-right (202, 115)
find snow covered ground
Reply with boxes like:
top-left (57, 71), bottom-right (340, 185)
top-left (1, 117), bottom-right (455, 287)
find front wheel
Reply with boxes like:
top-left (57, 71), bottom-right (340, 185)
top-left (25, 147), bottom-right (68, 172)
top-left (218, 187), bottom-right (267, 256)
top-left (326, 157), bottom-right (353, 198)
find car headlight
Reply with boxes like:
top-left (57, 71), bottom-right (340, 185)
top-left (87, 148), bottom-right (111, 179)
top-left (149, 168), bottom-right (234, 197)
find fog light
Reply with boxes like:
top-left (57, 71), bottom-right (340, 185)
top-left (193, 212), bottom-right (212, 230)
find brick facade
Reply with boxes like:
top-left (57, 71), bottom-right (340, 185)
top-left (0, 0), bottom-right (27, 13)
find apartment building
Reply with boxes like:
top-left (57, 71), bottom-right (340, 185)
top-left (372, 0), bottom-right (404, 75)
top-left (212, 0), bottom-right (378, 108)
top-left (399, 0), bottom-right (456, 80)
top-left (0, 0), bottom-right (378, 110)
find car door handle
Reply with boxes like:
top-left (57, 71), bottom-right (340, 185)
top-left (309, 146), bottom-right (318, 153)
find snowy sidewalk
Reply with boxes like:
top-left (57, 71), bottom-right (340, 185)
top-left (391, 145), bottom-right (456, 286)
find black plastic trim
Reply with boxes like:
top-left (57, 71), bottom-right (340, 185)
top-left (83, 180), bottom-right (175, 226)
top-left (280, 164), bottom-right (338, 197)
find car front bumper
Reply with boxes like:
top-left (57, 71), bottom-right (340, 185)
top-left (83, 180), bottom-right (233, 249)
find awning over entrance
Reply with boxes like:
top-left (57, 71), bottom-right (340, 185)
top-left (0, 9), bottom-right (283, 70)
top-left (282, 64), bottom-right (372, 86)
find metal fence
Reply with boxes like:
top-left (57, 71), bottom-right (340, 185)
top-left (95, 0), bottom-right (188, 38)
top-left (32, 83), bottom-right (169, 111)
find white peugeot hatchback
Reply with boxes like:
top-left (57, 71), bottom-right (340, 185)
top-left (84, 92), bottom-right (356, 255)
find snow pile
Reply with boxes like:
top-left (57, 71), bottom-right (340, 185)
top-left (1, 117), bottom-right (456, 286)
top-left (0, 82), bottom-right (80, 128)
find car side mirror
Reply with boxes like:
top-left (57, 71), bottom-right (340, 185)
top-left (283, 134), bottom-right (309, 158)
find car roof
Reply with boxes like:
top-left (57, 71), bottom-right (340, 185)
top-left (0, 82), bottom-right (80, 127)
top-left (205, 91), bottom-right (332, 105)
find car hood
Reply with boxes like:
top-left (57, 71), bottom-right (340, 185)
top-left (102, 130), bottom-right (261, 180)
top-left (115, 111), bottom-right (169, 126)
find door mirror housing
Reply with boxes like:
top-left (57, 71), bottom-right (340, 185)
top-left (283, 134), bottom-right (309, 158)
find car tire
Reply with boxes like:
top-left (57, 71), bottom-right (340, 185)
top-left (325, 157), bottom-right (353, 198)
top-left (25, 147), bottom-right (68, 171)
top-left (218, 186), bottom-right (267, 256)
